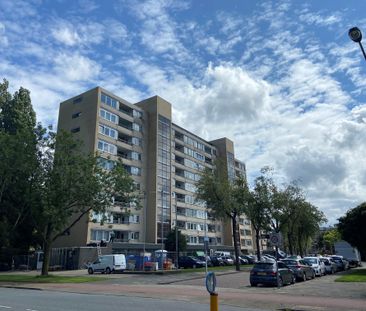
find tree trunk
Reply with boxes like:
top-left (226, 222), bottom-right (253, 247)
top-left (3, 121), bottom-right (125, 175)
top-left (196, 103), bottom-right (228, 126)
top-left (232, 216), bottom-right (240, 271)
top-left (255, 228), bottom-right (261, 261)
top-left (41, 240), bottom-right (51, 276)
top-left (41, 223), bottom-right (53, 276)
top-left (298, 235), bottom-right (303, 257)
top-left (287, 232), bottom-right (293, 255)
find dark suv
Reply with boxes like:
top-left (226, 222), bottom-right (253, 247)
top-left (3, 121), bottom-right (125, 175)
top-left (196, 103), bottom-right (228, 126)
top-left (178, 256), bottom-right (205, 268)
top-left (250, 261), bottom-right (295, 287)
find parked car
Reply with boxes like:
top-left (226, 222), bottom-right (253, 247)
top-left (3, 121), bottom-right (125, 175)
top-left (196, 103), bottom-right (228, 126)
top-left (221, 255), bottom-right (234, 265)
top-left (320, 257), bottom-right (337, 274)
top-left (330, 255), bottom-right (348, 271)
top-left (286, 255), bottom-right (302, 260)
top-left (178, 256), bottom-right (205, 269)
top-left (241, 255), bottom-right (257, 264)
top-left (87, 254), bottom-right (126, 274)
top-left (210, 256), bottom-right (225, 266)
top-left (303, 257), bottom-right (326, 276)
top-left (250, 261), bottom-right (296, 287)
top-left (260, 255), bottom-right (276, 262)
top-left (238, 256), bottom-right (249, 265)
top-left (282, 259), bottom-right (315, 281)
top-left (197, 256), bottom-right (213, 267)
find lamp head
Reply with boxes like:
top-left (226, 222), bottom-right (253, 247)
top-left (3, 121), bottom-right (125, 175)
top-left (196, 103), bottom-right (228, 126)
top-left (349, 27), bottom-right (362, 43)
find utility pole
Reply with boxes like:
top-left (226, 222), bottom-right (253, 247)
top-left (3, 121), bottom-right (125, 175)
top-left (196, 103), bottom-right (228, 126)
top-left (161, 189), bottom-right (164, 271)
top-left (175, 203), bottom-right (179, 269)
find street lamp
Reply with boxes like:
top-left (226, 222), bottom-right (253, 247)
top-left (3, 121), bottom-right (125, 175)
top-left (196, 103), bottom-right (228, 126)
top-left (175, 203), bottom-right (179, 269)
top-left (348, 27), bottom-right (366, 61)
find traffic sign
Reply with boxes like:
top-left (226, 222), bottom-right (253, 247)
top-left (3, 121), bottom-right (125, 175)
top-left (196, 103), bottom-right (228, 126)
top-left (269, 232), bottom-right (280, 246)
top-left (205, 272), bottom-right (216, 294)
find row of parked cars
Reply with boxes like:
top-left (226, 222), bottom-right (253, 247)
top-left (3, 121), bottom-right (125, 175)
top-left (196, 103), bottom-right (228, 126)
top-left (250, 254), bottom-right (356, 287)
top-left (178, 253), bottom-right (257, 269)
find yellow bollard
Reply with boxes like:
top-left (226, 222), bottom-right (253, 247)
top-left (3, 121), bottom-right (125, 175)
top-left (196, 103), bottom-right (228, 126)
top-left (210, 292), bottom-right (218, 311)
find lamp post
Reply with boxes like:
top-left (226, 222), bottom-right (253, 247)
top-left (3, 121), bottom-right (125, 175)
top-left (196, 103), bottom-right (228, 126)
top-left (175, 203), bottom-right (179, 269)
top-left (161, 189), bottom-right (164, 271)
top-left (348, 27), bottom-right (366, 61)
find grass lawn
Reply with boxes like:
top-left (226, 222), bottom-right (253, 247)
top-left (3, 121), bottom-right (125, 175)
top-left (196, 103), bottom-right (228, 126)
top-left (0, 274), bottom-right (108, 283)
top-left (335, 269), bottom-right (366, 282)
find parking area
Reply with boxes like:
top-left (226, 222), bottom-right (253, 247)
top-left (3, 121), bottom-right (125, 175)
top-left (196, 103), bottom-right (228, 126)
top-left (2, 267), bottom-right (366, 310)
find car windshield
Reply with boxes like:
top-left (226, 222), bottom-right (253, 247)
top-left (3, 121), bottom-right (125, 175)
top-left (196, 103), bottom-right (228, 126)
top-left (254, 263), bottom-right (274, 269)
top-left (283, 260), bottom-right (297, 265)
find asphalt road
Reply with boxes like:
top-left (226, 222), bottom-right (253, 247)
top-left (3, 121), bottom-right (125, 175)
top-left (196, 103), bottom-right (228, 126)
top-left (0, 287), bottom-right (259, 311)
top-left (1, 268), bottom-right (366, 311)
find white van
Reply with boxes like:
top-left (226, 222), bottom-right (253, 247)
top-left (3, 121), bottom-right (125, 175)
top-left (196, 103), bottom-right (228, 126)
top-left (87, 254), bottom-right (126, 274)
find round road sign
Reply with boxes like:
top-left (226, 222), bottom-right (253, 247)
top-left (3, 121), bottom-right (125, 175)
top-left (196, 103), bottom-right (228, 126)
top-left (205, 271), bottom-right (216, 294)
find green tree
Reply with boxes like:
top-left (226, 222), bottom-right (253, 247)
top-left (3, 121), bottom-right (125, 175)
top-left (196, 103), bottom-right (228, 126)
top-left (35, 130), bottom-right (140, 275)
top-left (323, 228), bottom-right (341, 254)
top-left (0, 79), bottom-right (40, 262)
top-left (164, 227), bottom-right (187, 263)
top-left (247, 170), bottom-right (272, 261)
top-left (338, 203), bottom-right (366, 256)
top-left (196, 161), bottom-right (246, 271)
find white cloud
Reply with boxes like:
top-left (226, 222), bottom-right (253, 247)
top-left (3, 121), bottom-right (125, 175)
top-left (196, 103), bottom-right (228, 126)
top-left (299, 12), bottom-right (342, 26)
top-left (0, 22), bottom-right (8, 47)
top-left (54, 53), bottom-right (101, 81)
top-left (52, 25), bottom-right (80, 46)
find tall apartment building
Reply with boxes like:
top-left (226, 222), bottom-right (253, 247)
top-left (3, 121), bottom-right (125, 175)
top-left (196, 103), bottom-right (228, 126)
top-left (55, 87), bottom-right (255, 254)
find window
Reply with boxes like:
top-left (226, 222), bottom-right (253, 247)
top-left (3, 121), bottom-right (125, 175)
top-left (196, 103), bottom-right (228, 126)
top-left (132, 137), bottom-right (141, 146)
top-left (97, 157), bottom-right (115, 170)
top-left (99, 124), bottom-right (117, 139)
top-left (90, 229), bottom-right (111, 241)
top-left (185, 195), bottom-right (194, 204)
top-left (71, 127), bottom-right (80, 133)
top-left (100, 109), bottom-right (118, 124)
top-left (73, 97), bottom-right (82, 104)
top-left (133, 110), bottom-right (143, 118)
top-left (130, 166), bottom-right (141, 176)
top-left (131, 151), bottom-right (141, 161)
top-left (101, 93), bottom-right (118, 109)
top-left (185, 182), bottom-right (196, 192)
top-left (97, 140), bottom-right (117, 155)
top-left (132, 123), bottom-right (141, 132)
top-left (130, 232), bottom-right (139, 240)
top-left (72, 112), bottom-right (81, 119)
top-left (188, 236), bottom-right (198, 244)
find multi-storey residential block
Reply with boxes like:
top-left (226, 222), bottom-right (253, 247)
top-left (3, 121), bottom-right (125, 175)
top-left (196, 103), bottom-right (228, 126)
top-left (54, 87), bottom-right (255, 254)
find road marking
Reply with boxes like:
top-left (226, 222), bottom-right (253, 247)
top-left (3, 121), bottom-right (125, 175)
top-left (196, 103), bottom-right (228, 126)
top-left (0, 306), bottom-right (11, 309)
top-left (26, 309), bottom-right (38, 311)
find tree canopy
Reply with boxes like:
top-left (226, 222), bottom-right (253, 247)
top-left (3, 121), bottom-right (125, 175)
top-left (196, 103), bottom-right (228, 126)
top-left (0, 79), bottom-right (140, 275)
top-left (0, 79), bottom-right (40, 264)
top-left (338, 202), bottom-right (366, 256)
top-left (195, 160), bottom-right (247, 271)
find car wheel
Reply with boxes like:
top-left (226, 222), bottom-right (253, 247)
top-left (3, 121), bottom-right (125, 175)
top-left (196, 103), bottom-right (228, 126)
top-left (302, 273), bottom-right (306, 282)
top-left (292, 275), bottom-right (296, 284)
top-left (88, 268), bottom-right (93, 274)
top-left (312, 271), bottom-right (315, 279)
top-left (250, 282), bottom-right (257, 287)
top-left (106, 267), bottom-right (111, 274)
top-left (192, 264), bottom-right (196, 269)
top-left (277, 277), bottom-right (283, 287)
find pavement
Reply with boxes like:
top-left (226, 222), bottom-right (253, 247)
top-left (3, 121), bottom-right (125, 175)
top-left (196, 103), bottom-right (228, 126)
top-left (1, 267), bottom-right (366, 311)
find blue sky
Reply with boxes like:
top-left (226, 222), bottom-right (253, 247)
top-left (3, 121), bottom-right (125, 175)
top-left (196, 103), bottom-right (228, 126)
top-left (1, 0), bottom-right (366, 225)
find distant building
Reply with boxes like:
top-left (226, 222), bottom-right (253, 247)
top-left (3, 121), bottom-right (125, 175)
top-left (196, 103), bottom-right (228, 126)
top-left (54, 87), bottom-right (255, 254)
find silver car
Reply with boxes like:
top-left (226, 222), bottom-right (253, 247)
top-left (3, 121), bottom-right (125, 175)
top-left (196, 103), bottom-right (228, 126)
top-left (303, 257), bottom-right (326, 276)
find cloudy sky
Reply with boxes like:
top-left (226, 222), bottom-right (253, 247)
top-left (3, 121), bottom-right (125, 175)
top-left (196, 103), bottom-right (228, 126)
top-left (1, 0), bottom-right (366, 224)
